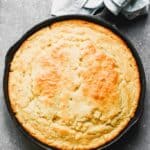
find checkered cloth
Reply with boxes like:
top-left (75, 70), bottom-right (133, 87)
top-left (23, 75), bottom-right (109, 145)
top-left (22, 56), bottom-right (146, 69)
top-left (51, 0), bottom-right (149, 20)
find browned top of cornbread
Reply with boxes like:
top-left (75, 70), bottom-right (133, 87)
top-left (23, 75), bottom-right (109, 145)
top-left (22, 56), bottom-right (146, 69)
top-left (8, 20), bottom-right (140, 150)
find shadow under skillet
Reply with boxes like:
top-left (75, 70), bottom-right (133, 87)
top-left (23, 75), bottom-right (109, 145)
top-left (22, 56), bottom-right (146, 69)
top-left (104, 118), bottom-right (143, 150)
top-left (105, 88), bottom-right (148, 150)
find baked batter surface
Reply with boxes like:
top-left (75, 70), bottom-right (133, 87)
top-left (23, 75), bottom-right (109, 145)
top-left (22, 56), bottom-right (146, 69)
top-left (8, 20), bottom-right (140, 149)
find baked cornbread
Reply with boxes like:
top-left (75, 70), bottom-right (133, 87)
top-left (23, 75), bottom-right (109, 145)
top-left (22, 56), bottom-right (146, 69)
top-left (8, 20), bottom-right (140, 149)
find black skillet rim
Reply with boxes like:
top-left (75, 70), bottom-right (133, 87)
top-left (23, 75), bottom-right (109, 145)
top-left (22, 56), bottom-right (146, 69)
top-left (3, 14), bottom-right (146, 150)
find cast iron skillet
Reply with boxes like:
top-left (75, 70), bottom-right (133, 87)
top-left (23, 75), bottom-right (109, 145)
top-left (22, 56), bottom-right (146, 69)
top-left (3, 14), bottom-right (146, 150)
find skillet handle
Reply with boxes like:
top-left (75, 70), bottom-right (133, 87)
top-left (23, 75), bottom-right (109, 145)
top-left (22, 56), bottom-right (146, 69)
top-left (94, 8), bottom-right (118, 29)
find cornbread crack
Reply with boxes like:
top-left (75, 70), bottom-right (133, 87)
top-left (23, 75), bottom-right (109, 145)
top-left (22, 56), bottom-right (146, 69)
top-left (8, 20), bottom-right (140, 149)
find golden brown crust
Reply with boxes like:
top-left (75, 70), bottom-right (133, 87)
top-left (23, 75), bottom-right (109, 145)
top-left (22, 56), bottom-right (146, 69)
top-left (8, 20), bottom-right (140, 149)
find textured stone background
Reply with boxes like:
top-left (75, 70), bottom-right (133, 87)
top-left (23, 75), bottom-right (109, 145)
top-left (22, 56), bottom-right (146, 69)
top-left (0, 0), bottom-right (150, 150)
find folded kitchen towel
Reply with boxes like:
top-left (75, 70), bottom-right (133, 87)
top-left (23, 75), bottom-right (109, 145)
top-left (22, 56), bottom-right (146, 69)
top-left (51, 0), bottom-right (150, 20)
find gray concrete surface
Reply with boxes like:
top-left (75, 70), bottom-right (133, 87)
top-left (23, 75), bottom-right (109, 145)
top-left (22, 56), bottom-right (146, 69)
top-left (0, 0), bottom-right (150, 150)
